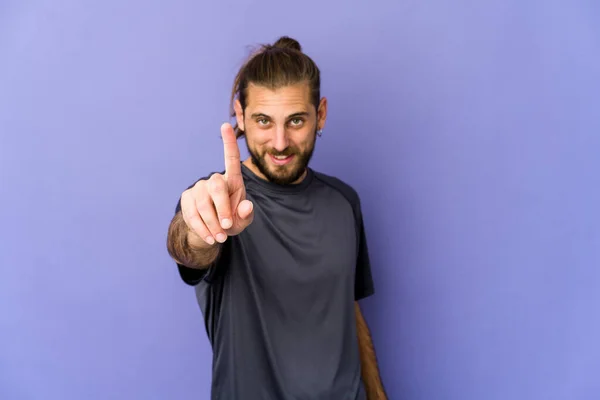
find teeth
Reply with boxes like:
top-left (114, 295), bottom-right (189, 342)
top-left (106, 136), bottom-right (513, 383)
top-left (274, 155), bottom-right (288, 159)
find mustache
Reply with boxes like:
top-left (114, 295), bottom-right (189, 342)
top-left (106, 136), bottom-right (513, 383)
top-left (266, 148), bottom-right (298, 157)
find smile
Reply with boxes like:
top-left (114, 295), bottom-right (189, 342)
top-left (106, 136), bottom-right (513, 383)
top-left (269, 153), bottom-right (294, 166)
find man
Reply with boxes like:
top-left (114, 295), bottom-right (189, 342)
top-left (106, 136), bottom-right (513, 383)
top-left (166, 36), bottom-right (386, 399)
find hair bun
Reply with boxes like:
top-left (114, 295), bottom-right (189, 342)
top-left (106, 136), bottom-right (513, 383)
top-left (272, 36), bottom-right (302, 51)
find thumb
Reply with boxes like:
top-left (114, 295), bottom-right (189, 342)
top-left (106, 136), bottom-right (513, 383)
top-left (237, 199), bottom-right (254, 222)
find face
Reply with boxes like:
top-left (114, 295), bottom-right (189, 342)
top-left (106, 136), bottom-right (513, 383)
top-left (235, 82), bottom-right (327, 185)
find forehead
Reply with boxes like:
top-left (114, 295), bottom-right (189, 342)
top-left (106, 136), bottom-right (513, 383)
top-left (245, 82), bottom-right (312, 114)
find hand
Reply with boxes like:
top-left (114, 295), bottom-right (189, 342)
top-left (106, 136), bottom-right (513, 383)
top-left (180, 123), bottom-right (254, 245)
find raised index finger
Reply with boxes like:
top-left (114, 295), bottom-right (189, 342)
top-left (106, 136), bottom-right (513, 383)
top-left (221, 122), bottom-right (241, 180)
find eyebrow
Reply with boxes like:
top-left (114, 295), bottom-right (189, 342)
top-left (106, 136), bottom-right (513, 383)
top-left (250, 112), bottom-right (310, 119)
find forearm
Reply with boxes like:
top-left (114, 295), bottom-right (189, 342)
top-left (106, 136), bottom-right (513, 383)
top-left (355, 302), bottom-right (387, 400)
top-left (166, 211), bottom-right (221, 269)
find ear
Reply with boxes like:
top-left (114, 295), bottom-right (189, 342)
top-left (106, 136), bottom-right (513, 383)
top-left (317, 97), bottom-right (328, 131)
top-left (234, 99), bottom-right (245, 131)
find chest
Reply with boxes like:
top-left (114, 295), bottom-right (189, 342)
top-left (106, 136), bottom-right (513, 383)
top-left (239, 191), bottom-right (358, 289)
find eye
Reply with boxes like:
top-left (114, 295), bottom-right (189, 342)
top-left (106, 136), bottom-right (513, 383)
top-left (289, 118), bottom-right (304, 127)
top-left (257, 118), bottom-right (270, 126)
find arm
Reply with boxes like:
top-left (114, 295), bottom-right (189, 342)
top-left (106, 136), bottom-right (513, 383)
top-left (355, 302), bottom-right (387, 400)
top-left (166, 210), bottom-right (221, 269)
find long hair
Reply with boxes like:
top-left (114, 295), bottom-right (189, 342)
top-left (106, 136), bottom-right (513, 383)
top-left (229, 36), bottom-right (321, 138)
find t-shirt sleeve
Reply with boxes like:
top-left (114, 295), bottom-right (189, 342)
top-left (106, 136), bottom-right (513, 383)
top-left (354, 199), bottom-right (375, 301)
top-left (314, 172), bottom-right (376, 301)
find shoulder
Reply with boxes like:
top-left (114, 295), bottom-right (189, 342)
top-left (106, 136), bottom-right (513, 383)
top-left (312, 170), bottom-right (362, 208)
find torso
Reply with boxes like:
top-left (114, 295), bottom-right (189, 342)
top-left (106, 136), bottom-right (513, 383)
top-left (189, 164), bottom-right (369, 400)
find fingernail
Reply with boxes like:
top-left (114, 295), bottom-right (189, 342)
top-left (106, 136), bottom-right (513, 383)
top-left (221, 218), bottom-right (232, 229)
top-left (205, 236), bottom-right (215, 245)
top-left (216, 233), bottom-right (227, 243)
top-left (241, 201), bottom-right (253, 214)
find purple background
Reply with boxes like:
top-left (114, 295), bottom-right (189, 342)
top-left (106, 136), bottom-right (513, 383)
top-left (2, 1), bottom-right (600, 399)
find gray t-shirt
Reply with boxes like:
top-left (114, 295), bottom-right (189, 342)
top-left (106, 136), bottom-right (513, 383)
top-left (175, 163), bottom-right (375, 400)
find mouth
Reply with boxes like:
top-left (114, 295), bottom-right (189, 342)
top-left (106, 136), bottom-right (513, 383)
top-left (268, 153), bottom-right (295, 166)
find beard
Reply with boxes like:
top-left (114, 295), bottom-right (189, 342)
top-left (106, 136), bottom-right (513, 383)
top-left (245, 129), bottom-right (317, 185)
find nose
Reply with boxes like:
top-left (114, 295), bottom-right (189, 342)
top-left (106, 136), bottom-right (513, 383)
top-left (272, 124), bottom-right (289, 152)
